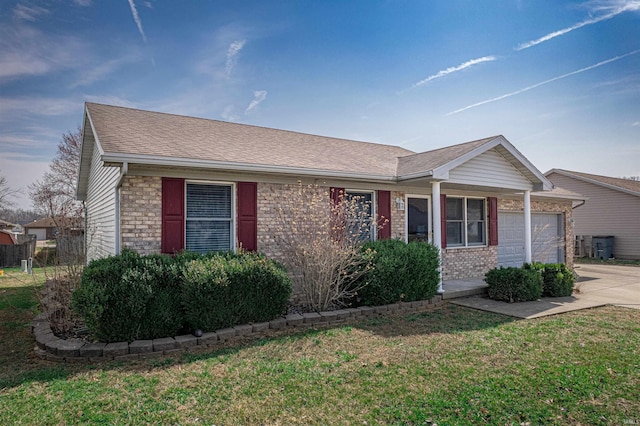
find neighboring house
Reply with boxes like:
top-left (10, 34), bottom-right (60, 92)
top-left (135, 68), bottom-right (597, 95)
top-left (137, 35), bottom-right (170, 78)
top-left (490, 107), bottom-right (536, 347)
top-left (546, 169), bottom-right (640, 260)
top-left (24, 217), bottom-right (84, 241)
top-left (0, 229), bottom-right (18, 245)
top-left (76, 103), bottom-right (580, 291)
top-left (0, 219), bottom-right (20, 233)
top-left (24, 218), bottom-right (57, 241)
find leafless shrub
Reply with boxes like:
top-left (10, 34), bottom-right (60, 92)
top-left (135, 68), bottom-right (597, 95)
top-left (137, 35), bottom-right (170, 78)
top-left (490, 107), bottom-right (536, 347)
top-left (274, 183), bottom-right (379, 312)
top-left (29, 128), bottom-right (87, 336)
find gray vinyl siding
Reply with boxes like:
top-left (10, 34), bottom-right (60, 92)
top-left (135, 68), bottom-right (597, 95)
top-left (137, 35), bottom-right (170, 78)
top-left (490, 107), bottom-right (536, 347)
top-left (448, 149), bottom-right (533, 190)
top-left (85, 141), bottom-right (120, 261)
top-left (548, 173), bottom-right (640, 260)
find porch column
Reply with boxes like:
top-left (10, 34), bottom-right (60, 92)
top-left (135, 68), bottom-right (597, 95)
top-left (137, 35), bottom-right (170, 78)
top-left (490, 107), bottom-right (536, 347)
top-left (524, 190), bottom-right (532, 263)
top-left (432, 181), bottom-right (443, 293)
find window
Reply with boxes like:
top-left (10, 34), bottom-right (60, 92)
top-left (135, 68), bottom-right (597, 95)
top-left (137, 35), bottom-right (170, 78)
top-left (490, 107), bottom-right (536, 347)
top-left (344, 191), bottom-right (374, 242)
top-left (407, 197), bottom-right (429, 243)
top-left (446, 197), bottom-right (486, 247)
top-left (185, 182), bottom-right (233, 253)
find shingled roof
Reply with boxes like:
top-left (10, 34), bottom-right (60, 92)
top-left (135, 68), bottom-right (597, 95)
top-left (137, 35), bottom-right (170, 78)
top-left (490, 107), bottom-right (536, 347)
top-left (85, 103), bottom-right (413, 179)
top-left (546, 169), bottom-right (640, 197)
top-left (79, 103), bottom-right (553, 195)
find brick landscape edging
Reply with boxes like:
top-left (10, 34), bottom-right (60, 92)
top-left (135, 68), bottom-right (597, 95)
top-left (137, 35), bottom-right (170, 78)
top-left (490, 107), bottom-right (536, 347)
top-left (32, 295), bottom-right (444, 363)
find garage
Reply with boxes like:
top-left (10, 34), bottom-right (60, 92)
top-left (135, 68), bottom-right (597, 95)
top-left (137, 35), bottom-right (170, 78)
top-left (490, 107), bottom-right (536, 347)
top-left (497, 212), bottom-right (564, 268)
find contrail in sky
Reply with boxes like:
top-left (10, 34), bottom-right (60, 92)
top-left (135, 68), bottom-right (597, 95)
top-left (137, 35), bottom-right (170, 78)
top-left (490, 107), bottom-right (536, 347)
top-left (127, 0), bottom-right (146, 43)
top-left (412, 56), bottom-right (496, 88)
top-left (516, 1), bottom-right (640, 50)
top-left (447, 49), bottom-right (640, 115)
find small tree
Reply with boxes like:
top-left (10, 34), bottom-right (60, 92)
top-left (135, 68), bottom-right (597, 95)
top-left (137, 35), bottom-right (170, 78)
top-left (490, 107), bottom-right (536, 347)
top-left (29, 128), bottom-right (85, 336)
top-left (274, 183), bottom-right (378, 312)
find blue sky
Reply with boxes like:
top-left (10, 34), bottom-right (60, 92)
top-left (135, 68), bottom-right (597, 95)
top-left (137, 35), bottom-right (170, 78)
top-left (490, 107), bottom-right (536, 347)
top-left (1, 0), bottom-right (639, 209)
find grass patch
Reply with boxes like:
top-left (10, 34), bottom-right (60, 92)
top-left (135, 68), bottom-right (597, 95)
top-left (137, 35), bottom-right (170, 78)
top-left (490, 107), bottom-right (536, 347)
top-left (1, 273), bottom-right (639, 424)
top-left (575, 257), bottom-right (640, 267)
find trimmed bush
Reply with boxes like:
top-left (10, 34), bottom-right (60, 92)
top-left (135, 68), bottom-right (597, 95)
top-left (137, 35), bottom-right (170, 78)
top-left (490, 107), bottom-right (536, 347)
top-left (541, 263), bottom-right (575, 297)
top-left (356, 239), bottom-right (440, 306)
top-left (72, 250), bottom-right (184, 342)
top-left (181, 252), bottom-right (291, 331)
top-left (485, 267), bottom-right (543, 303)
top-left (73, 250), bottom-right (292, 342)
top-left (525, 263), bottom-right (574, 297)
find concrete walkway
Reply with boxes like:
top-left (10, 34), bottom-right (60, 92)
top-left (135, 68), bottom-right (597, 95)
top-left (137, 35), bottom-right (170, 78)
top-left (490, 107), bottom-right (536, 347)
top-left (450, 263), bottom-right (640, 319)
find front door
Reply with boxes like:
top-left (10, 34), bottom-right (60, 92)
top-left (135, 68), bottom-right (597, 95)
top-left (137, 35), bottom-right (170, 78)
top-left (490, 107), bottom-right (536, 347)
top-left (407, 196), bottom-right (430, 243)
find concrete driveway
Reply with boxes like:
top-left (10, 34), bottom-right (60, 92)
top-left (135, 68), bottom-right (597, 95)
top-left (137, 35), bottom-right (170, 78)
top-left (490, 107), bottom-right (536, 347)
top-left (451, 263), bottom-right (640, 319)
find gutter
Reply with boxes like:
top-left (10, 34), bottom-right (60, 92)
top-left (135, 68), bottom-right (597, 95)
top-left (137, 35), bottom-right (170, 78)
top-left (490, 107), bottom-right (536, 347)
top-left (100, 153), bottom-right (397, 183)
top-left (114, 161), bottom-right (128, 254)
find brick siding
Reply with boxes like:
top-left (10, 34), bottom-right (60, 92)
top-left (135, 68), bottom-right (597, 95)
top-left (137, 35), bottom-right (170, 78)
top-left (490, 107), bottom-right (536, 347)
top-left (120, 175), bottom-right (162, 255)
top-left (441, 246), bottom-right (497, 280)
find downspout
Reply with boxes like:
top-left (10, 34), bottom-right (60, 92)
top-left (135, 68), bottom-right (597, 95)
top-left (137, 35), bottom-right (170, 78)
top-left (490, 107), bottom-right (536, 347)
top-left (572, 200), bottom-right (586, 210)
top-left (115, 161), bottom-right (128, 254)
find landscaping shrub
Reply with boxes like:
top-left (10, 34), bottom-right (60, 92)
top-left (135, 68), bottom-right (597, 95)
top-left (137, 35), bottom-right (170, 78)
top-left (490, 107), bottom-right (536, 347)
top-left (72, 249), bottom-right (183, 342)
top-left (525, 262), bottom-right (575, 297)
top-left (356, 239), bottom-right (440, 306)
top-left (73, 249), bottom-right (292, 342)
top-left (485, 267), bottom-right (543, 303)
top-left (181, 252), bottom-right (291, 331)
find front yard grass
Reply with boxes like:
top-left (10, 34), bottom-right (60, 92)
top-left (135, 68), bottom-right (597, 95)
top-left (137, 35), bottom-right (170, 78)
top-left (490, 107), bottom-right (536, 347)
top-left (1, 274), bottom-right (639, 425)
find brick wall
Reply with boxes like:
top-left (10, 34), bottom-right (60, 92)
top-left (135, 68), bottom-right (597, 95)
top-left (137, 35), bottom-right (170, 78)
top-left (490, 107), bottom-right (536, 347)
top-left (390, 191), bottom-right (406, 240)
top-left (120, 175), bottom-right (162, 255)
top-left (441, 246), bottom-right (497, 280)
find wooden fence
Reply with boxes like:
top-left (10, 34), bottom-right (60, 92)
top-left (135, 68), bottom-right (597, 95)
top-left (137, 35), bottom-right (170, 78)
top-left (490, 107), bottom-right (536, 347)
top-left (0, 236), bottom-right (37, 268)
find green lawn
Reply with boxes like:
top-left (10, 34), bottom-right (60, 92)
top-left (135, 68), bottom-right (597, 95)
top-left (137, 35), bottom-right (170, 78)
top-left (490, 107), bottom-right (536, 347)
top-left (1, 272), bottom-right (639, 425)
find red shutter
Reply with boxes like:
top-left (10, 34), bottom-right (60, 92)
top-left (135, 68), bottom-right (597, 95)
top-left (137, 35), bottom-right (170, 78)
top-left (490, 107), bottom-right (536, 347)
top-left (488, 197), bottom-right (498, 246)
top-left (440, 194), bottom-right (447, 248)
top-left (330, 187), bottom-right (345, 206)
top-left (377, 190), bottom-right (391, 240)
top-left (161, 177), bottom-right (184, 254)
top-left (237, 182), bottom-right (258, 252)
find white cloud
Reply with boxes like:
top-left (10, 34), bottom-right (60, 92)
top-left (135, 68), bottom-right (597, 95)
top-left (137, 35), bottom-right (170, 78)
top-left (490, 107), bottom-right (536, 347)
top-left (72, 0), bottom-right (92, 6)
top-left (245, 90), bottom-right (267, 114)
top-left (0, 25), bottom-right (87, 80)
top-left (127, 0), bottom-right (147, 43)
top-left (447, 49), bottom-right (640, 115)
top-left (221, 105), bottom-right (239, 122)
top-left (13, 3), bottom-right (50, 22)
top-left (411, 56), bottom-right (497, 88)
top-left (70, 54), bottom-right (141, 88)
top-left (632, 121), bottom-right (640, 126)
top-left (0, 97), bottom-right (79, 119)
top-left (225, 40), bottom-right (246, 78)
top-left (82, 95), bottom-right (138, 109)
top-left (516, 0), bottom-right (640, 50)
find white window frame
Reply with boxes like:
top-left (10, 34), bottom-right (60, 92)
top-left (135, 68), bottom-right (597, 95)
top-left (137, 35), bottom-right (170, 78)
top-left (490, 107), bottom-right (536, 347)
top-left (405, 194), bottom-right (431, 244)
top-left (445, 196), bottom-right (487, 248)
top-left (185, 180), bottom-right (236, 253)
top-left (345, 189), bottom-right (377, 242)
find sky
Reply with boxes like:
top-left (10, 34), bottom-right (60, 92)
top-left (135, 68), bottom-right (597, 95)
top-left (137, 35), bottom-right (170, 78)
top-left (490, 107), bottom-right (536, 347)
top-left (1, 0), bottom-right (639, 210)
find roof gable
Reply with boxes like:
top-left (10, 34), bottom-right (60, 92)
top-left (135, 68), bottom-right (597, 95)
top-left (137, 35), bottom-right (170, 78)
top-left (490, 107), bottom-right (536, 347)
top-left (546, 169), bottom-right (640, 197)
top-left (397, 135), bottom-right (552, 191)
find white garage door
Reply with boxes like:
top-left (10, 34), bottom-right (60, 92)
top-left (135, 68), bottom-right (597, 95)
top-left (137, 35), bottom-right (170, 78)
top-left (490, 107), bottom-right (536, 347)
top-left (27, 228), bottom-right (47, 241)
top-left (498, 212), bottom-right (564, 268)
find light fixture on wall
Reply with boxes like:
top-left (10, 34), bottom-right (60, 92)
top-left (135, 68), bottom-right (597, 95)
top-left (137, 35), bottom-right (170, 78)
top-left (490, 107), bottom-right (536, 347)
top-left (395, 197), bottom-right (405, 211)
